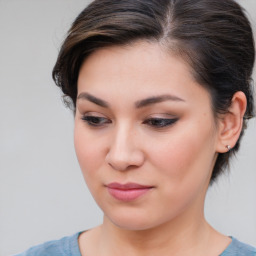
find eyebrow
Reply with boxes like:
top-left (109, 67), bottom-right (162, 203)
top-left (77, 92), bottom-right (109, 108)
top-left (77, 92), bottom-right (185, 108)
top-left (135, 94), bottom-right (185, 108)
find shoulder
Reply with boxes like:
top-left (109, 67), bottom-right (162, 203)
top-left (13, 232), bottom-right (82, 256)
top-left (221, 237), bottom-right (256, 256)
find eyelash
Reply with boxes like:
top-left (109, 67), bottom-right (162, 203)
top-left (142, 117), bottom-right (178, 128)
top-left (81, 115), bottom-right (178, 128)
top-left (81, 115), bottom-right (111, 127)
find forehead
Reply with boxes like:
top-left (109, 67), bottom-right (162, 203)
top-left (77, 41), bottom-right (210, 106)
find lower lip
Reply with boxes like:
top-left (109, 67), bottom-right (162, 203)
top-left (107, 187), bottom-right (152, 202)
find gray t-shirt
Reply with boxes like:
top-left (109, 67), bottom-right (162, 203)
top-left (14, 232), bottom-right (256, 256)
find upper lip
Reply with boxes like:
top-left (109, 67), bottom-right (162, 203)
top-left (106, 182), bottom-right (153, 190)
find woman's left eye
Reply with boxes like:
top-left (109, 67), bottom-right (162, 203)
top-left (143, 118), bottom-right (178, 128)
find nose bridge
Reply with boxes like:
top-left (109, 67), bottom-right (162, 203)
top-left (115, 121), bottom-right (133, 150)
top-left (106, 121), bottom-right (144, 171)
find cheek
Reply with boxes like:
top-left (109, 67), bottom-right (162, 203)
top-left (148, 128), bottom-right (216, 215)
top-left (74, 124), bottom-right (104, 179)
top-left (150, 122), bottom-right (216, 184)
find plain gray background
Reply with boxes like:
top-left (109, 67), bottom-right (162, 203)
top-left (0, 1), bottom-right (255, 255)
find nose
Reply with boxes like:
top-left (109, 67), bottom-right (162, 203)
top-left (105, 125), bottom-right (145, 171)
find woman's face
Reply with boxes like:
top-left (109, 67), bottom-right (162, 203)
top-left (75, 41), bottom-right (220, 230)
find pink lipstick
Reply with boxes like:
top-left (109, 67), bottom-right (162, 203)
top-left (106, 182), bottom-right (153, 201)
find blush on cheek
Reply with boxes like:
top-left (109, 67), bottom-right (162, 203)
top-left (74, 127), bottom-right (107, 181)
top-left (75, 144), bottom-right (95, 171)
top-left (74, 131), bottom-right (93, 172)
top-left (155, 128), bottom-right (213, 180)
top-left (153, 137), bottom-right (194, 172)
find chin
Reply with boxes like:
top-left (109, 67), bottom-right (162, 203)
top-left (111, 219), bottom-right (155, 231)
top-left (104, 210), bottom-right (166, 231)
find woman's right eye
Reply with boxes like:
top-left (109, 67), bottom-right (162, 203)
top-left (81, 115), bottom-right (111, 127)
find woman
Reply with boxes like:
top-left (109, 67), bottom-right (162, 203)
top-left (16, 0), bottom-right (256, 255)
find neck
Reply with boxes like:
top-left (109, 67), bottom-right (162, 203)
top-left (79, 179), bottom-right (229, 256)
top-left (99, 208), bottom-right (212, 256)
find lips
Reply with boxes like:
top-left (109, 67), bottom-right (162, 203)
top-left (106, 182), bottom-right (153, 201)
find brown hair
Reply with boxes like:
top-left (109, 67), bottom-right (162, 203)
top-left (52, 0), bottom-right (255, 183)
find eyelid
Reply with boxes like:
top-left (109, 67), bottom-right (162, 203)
top-left (79, 112), bottom-right (178, 129)
top-left (143, 117), bottom-right (179, 128)
top-left (81, 113), bottom-right (111, 127)
top-left (81, 111), bottom-right (107, 117)
top-left (144, 113), bottom-right (178, 121)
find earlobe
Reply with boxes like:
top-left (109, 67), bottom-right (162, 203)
top-left (216, 91), bottom-right (247, 153)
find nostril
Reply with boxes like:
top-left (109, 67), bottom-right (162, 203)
top-left (106, 149), bottom-right (145, 172)
top-left (106, 156), bottom-right (130, 171)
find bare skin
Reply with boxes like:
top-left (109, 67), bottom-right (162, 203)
top-left (78, 219), bottom-right (231, 256)
top-left (75, 41), bottom-right (246, 256)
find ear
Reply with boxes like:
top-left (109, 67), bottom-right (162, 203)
top-left (216, 91), bottom-right (247, 153)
